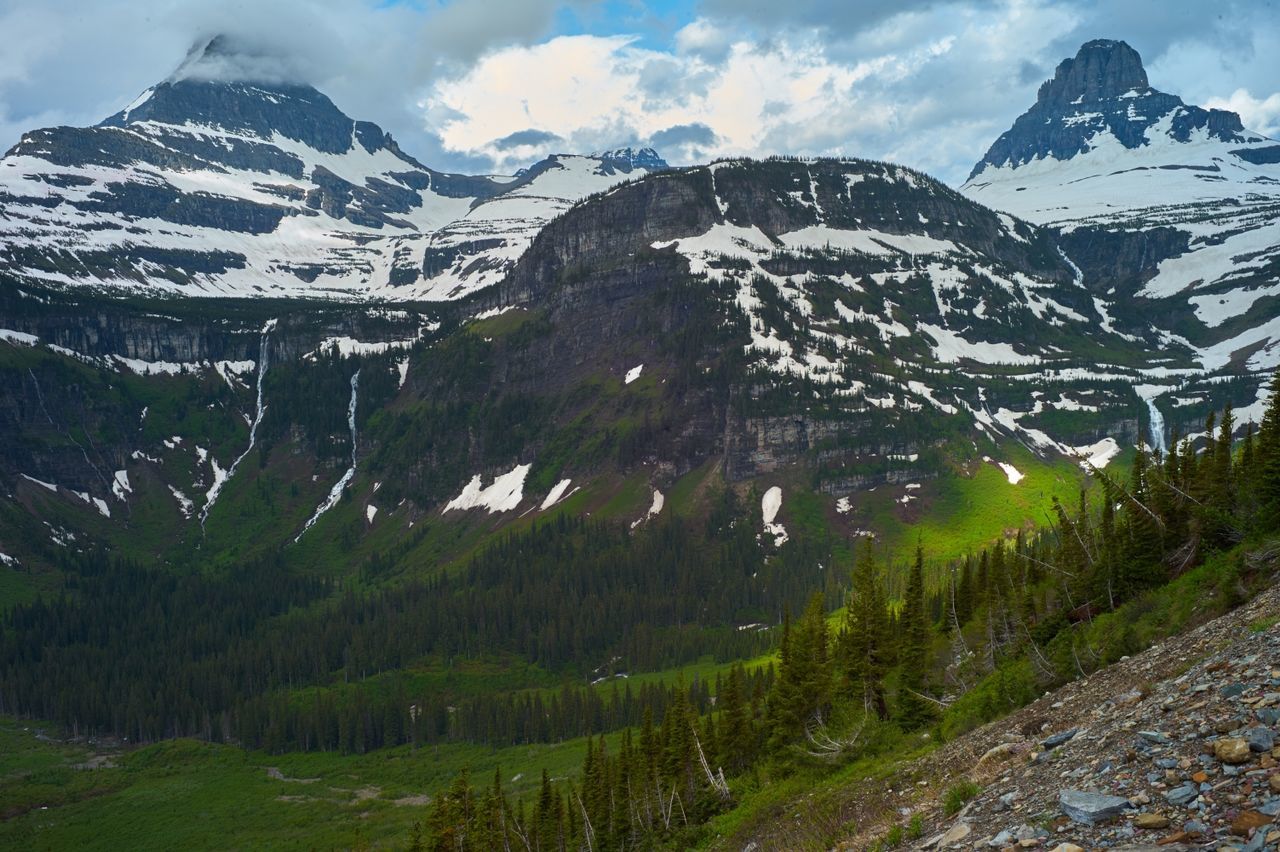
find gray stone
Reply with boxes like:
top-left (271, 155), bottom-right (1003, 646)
top-left (1059, 789), bottom-right (1132, 824)
top-left (1042, 728), bottom-right (1079, 749)
top-left (939, 821), bottom-right (971, 846)
top-left (1245, 726), bottom-right (1275, 752)
top-left (1164, 784), bottom-right (1199, 806)
top-left (1138, 730), bottom-right (1171, 745)
top-left (1242, 831), bottom-right (1266, 852)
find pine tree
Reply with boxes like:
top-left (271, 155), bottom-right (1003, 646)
top-left (766, 593), bottom-right (832, 750)
top-left (718, 664), bottom-right (753, 772)
top-left (896, 542), bottom-right (935, 729)
top-left (841, 537), bottom-right (889, 718)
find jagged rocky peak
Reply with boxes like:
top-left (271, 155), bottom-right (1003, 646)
top-left (594, 146), bottom-right (669, 172)
top-left (969, 38), bottom-right (1256, 177)
top-left (1037, 39), bottom-right (1150, 107)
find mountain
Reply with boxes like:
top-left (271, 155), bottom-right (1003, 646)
top-left (961, 40), bottom-right (1280, 408)
top-left (404, 147), bottom-right (667, 299)
top-left (0, 155), bottom-right (1195, 572)
top-left (3, 36), bottom-right (1267, 567)
top-left (963, 39), bottom-right (1280, 221)
top-left (0, 35), bottom-right (666, 300)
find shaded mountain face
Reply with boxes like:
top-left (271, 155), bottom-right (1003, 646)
top-left (0, 37), bottom-right (666, 300)
top-left (961, 39), bottom-right (1280, 424)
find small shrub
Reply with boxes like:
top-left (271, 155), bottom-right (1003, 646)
top-left (907, 813), bottom-right (925, 840)
top-left (943, 780), bottom-right (980, 816)
top-left (884, 824), bottom-right (905, 847)
top-left (1250, 615), bottom-right (1278, 633)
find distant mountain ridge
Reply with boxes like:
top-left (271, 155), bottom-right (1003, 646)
top-left (0, 35), bottom-right (1275, 574)
top-left (0, 35), bottom-right (667, 300)
top-left (962, 38), bottom-right (1280, 222)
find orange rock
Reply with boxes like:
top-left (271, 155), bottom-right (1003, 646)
top-left (1230, 810), bottom-right (1273, 836)
top-left (1191, 771), bottom-right (1209, 783)
top-left (1157, 831), bottom-right (1187, 845)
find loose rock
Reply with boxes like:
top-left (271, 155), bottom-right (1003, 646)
top-left (1059, 789), bottom-right (1131, 824)
top-left (1217, 738), bottom-right (1253, 765)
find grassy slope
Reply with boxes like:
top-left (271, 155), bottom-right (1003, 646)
top-left (0, 718), bottom-right (604, 851)
top-left (857, 444), bottom-right (1108, 562)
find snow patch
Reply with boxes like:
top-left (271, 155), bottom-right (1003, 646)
top-left (631, 489), bottom-right (665, 529)
top-left (1074, 437), bottom-right (1122, 470)
top-left (540, 478), bottom-right (575, 510)
top-left (0, 329), bottom-right (38, 346)
top-left (444, 463), bottom-right (531, 514)
top-left (168, 486), bottom-right (194, 517)
top-left (624, 364), bottom-right (643, 385)
top-left (21, 474), bottom-right (57, 492)
top-left (112, 470), bottom-right (131, 501)
top-left (761, 486), bottom-right (788, 546)
top-left (997, 462), bottom-right (1025, 485)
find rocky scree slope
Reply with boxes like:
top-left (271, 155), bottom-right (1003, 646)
top-left (720, 568), bottom-right (1280, 851)
top-left (906, 585), bottom-right (1280, 851)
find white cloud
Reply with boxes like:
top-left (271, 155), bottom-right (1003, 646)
top-left (425, 32), bottom-right (967, 173)
top-left (1205, 88), bottom-right (1280, 138)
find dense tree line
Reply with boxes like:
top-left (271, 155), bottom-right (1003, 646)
top-left (0, 491), bottom-right (828, 747)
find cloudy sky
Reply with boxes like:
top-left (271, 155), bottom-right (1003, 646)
top-left (1, 0), bottom-right (1277, 184)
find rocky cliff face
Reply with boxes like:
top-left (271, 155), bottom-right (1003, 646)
top-left (490, 157), bottom-right (1171, 487)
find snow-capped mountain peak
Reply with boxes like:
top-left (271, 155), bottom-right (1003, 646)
top-left (962, 38), bottom-right (1280, 224)
top-left (0, 39), bottom-right (667, 301)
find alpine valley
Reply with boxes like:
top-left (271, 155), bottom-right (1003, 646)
top-left (2, 33), bottom-right (1280, 852)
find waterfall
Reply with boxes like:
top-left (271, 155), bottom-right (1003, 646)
top-left (201, 318), bottom-right (276, 527)
top-left (296, 369), bottom-right (360, 542)
top-left (1145, 396), bottom-right (1167, 455)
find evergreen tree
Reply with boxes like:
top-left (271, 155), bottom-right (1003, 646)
top-left (841, 538), bottom-right (889, 718)
top-left (896, 542), bottom-right (935, 729)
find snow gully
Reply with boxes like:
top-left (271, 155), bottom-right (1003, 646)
top-left (296, 369), bottom-right (361, 542)
top-left (200, 318), bottom-right (276, 528)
